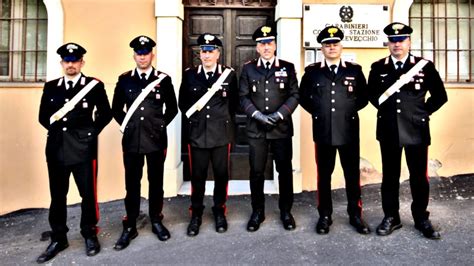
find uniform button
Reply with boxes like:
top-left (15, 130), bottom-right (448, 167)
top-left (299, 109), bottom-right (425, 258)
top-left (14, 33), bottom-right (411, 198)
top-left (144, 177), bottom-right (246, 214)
top-left (314, 116), bottom-right (318, 119)
top-left (265, 89), bottom-right (269, 92)
top-left (62, 117), bottom-right (67, 121)
top-left (206, 106), bottom-right (210, 109)
top-left (331, 82), bottom-right (335, 86)
top-left (265, 106), bottom-right (269, 110)
top-left (331, 99), bottom-right (335, 103)
top-left (140, 117), bottom-right (144, 120)
top-left (88, 132), bottom-right (92, 136)
top-left (397, 109), bottom-right (401, 113)
top-left (265, 98), bottom-right (269, 101)
top-left (65, 99), bottom-right (69, 102)
top-left (193, 88), bottom-right (197, 91)
top-left (62, 127), bottom-right (67, 131)
top-left (331, 108), bottom-right (335, 112)
top-left (265, 80), bottom-right (269, 84)
top-left (396, 99), bottom-right (401, 103)
top-left (397, 90), bottom-right (400, 93)
top-left (331, 91), bottom-right (335, 94)
top-left (206, 114), bottom-right (210, 118)
top-left (140, 107), bottom-right (144, 110)
top-left (421, 118), bottom-right (426, 122)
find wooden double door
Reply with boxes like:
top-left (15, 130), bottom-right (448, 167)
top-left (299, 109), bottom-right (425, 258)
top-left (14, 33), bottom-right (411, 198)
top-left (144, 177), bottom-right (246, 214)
top-left (181, 7), bottom-right (275, 181)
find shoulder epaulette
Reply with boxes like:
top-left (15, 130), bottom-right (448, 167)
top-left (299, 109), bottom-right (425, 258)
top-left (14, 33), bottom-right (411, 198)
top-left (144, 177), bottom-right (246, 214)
top-left (120, 70), bottom-right (132, 76)
top-left (223, 65), bottom-right (235, 71)
top-left (345, 61), bottom-right (360, 66)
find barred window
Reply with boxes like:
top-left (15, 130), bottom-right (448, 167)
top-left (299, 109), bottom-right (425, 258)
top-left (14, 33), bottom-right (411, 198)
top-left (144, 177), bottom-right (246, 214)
top-left (409, 0), bottom-right (473, 83)
top-left (0, 0), bottom-right (47, 82)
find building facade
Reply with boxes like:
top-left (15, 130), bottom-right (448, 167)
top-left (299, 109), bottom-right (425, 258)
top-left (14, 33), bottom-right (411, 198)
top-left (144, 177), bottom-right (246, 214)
top-left (0, 0), bottom-right (472, 214)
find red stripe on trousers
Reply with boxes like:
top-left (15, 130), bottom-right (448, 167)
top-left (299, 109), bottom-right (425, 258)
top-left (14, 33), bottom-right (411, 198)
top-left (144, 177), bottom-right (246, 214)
top-left (314, 143), bottom-right (320, 207)
top-left (92, 159), bottom-right (100, 233)
top-left (425, 147), bottom-right (430, 182)
top-left (188, 144), bottom-right (194, 216)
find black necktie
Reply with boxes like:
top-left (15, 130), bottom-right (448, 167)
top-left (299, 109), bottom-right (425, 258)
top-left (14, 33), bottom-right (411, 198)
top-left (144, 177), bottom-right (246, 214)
top-left (67, 80), bottom-right (73, 90)
top-left (265, 61), bottom-right (271, 70)
top-left (140, 73), bottom-right (147, 81)
top-left (396, 61), bottom-right (403, 71)
top-left (330, 64), bottom-right (337, 79)
top-left (206, 71), bottom-right (213, 80)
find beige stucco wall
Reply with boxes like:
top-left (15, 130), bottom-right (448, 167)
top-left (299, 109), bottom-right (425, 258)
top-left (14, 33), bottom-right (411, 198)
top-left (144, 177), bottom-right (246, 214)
top-left (0, 0), bottom-right (157, 214)
top-left (0, 0), bottom-right (472, 214)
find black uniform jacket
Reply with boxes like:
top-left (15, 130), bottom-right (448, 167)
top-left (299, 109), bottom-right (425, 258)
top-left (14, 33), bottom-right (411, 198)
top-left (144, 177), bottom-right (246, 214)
top-left (39, 74), bottom-right (112, 165)
top-left (239, 57), bottom-right (299, 139)
top-left (178, 64), bottom-right (238, 148)
top-left (299, 60), bottom-right (368, 146)
top-left (112, 68), bottom-right (178, 153)
top-left (367, 54), bottom-right (448, 146)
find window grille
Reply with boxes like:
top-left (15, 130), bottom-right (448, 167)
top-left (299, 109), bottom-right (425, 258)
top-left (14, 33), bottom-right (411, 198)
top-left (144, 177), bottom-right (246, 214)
top-left (0, 0), bottom-right (47, 82)
top-left (409, 0), bottom-right (473, 83)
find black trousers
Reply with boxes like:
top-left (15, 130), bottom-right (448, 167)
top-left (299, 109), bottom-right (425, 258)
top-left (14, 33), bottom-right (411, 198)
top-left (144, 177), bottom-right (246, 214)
top-left (380, 142), bottom-right (430, 222)
top-left (188, 144), bottom-right (230, 216)
top-left (315, 142), bottom-right (362, 218)
top-left (47, 160), bottom-right (99, 241)
top-left (248, 137), bottom-right (293, 213)
top-left (123, 150), bottom-right (166, 227)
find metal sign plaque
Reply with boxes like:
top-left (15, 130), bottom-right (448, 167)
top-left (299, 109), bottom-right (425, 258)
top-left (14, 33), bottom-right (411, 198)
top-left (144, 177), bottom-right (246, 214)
top-left (303, 4), bottom-right (391, 48)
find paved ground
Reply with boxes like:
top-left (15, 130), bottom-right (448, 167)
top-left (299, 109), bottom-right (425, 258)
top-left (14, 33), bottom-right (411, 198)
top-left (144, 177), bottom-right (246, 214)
top-left (1, 174), bottom-right (473, 265)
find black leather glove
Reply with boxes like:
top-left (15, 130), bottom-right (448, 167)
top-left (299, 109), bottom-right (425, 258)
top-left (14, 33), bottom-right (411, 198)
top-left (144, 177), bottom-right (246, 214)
top-left (267, 112), bottom-right (283, 124)
top-left (253, 111), bottom-right (275, 126)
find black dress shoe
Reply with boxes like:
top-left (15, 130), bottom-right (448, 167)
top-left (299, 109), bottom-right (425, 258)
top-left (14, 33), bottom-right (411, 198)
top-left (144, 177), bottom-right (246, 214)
top-left (187, 216), bottom-right (202, 236)
top-left (316, 216), bottom-right (332, 234)
top-left (36, 240), bottom-right (69, 263)
top-left (114, 227), bottom-right (138, 251)
top-left (85, 236), bottom-right (100, 256)
top-left (349, 216), bottom-right (371, 235)
top-left (415, 219), bottom-right (441, 240)
top-left (376, 217), bottom-right (402, 236)
top-left (281, 212), bottom-right (296, 231)
top-left (247, 211), bottom-right (265, 232)
top-left (152, 221), bottom-right (171, 241)
top-left (214, 213), bottom-right (228, 233)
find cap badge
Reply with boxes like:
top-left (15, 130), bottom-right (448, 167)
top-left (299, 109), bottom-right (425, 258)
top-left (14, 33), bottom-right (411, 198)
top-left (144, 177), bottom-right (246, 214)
top-left (392, 24), bottom-right (404, 35)
top-left (66, 44), bottom-right (78, 53)
top-left (139, 36), bottom-right (149, 45)
top-left (261, 26), bottom-right (271, 37)
top-left (328, 27), bottom-right (338, 37)
top-left (204, 34), bottom-right (215, 44)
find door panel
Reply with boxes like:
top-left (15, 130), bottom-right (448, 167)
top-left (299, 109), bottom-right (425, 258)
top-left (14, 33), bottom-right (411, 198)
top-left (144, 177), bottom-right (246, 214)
top-left (182, 7), bottom-right (275, 181)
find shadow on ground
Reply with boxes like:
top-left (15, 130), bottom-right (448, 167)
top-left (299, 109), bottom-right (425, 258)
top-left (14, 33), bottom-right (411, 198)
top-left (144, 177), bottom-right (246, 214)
top-left (1, 175), bottom-right (473, 264)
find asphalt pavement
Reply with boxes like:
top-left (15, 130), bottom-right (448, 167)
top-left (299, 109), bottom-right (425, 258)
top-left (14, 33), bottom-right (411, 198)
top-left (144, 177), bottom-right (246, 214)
top-left (1, 174), bottom-right (473, 265)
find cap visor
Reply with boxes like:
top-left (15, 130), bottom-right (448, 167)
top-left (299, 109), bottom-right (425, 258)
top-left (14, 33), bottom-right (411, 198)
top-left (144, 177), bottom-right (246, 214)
top-left (257, 39), bottom-right (274, 44)
top-left (321, 38), bottom-right (341, 44)
top-left (388, 36), bottom-right (408, 42)
top-left (200, 45), bottom-right (217, 51)
top-left (135, 48), bottom-right (152, 55)
top-left (62, 55), bottom-right (80, 62)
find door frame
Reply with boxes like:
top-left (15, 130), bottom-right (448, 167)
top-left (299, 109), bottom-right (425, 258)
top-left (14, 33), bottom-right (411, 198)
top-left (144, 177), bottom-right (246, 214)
top-left (154, 0), bottom-right (302, 196)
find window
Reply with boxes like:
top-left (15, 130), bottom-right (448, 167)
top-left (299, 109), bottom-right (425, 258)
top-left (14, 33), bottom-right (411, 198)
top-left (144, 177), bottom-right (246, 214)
top-left (0, 0), bottom-right (47, 82)
top-left (409, 0), bottom-right (473, 83)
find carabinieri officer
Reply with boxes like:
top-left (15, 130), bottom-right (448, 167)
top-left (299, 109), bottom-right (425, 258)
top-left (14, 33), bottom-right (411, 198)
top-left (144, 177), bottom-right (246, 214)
top-left (38, 43), bottom-right (112, 263)
top-left (179, 33), bottom-right (238, 237)
top-left (299, 26), bottom-right (370, 235)
top-left (112, 35), bottom-right (178, 249)
top-left (368, 22), bottom-right (447, 239)
top-left (240, 25), bottom-right (299, 232)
